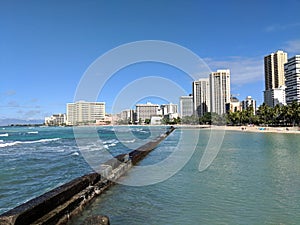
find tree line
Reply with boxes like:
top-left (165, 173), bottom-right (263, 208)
top-left (182, 102), bottom-right (300, 126)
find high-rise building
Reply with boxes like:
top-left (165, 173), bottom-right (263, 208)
top-left (210, 70), bottom-right (231, 115)
top-left (264, 86), bottom-right (286, 107)
top-left (120, 109), bottom-right (135, 124)
top-left (135, 102), bottom-right (160, 122)
top-left (264, 50), bottom-right (288, 106)
top-left (161, 103), bottom-right (178, 115)
top-left (66, 101), bottom-right (105, 125)
top-left (192, 78), bottom-right (210, 117)
top-left (285, 55), bottom-right (300, 104)
top-left (179, 95), bottom-right (193, 117)
top-left (241, 96), bottom-right (257, 115)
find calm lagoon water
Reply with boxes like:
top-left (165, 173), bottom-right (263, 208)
top-left (1, 126), bottom-right (300, 224)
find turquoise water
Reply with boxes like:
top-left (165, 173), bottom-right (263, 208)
top-left (1, 127), bottom-right (300, 224)
top-left (69, 129), bottom-right (300, 225)
top-left (0, 126), bottom-right (163, 214)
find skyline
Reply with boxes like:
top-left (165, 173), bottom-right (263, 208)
top-left (1, 1), bottom-right (300, 120)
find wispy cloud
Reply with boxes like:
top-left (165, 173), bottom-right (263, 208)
top-left (203, 56), bottom-right (264, 85)
top-left (4, 90), bottom-right (16, 96)
top-left (265, 23), bottom-right (300, 32)
top-left (24, 110), bottom-right (42, 119)
top-left (283, 39), bottom-right (300, 54)
top-left (7, 101), bottom-right (20, 107)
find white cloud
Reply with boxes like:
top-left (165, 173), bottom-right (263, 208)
top-left (203, 56), bottom-right (264, 85)
top-left (283, 39), bottom-right (300, 54)
top-left (7, 101), bottom-right (20, 107)
top-left (4, 90), bottom-right (16, 96)
top-left (265, 23), bottom-right (300, 32)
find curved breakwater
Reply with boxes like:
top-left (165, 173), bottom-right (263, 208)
top-left (0, 126), bottom-right (175, 225)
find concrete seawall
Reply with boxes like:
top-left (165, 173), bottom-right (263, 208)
top-left (0, 126), bottom-right (175, 225)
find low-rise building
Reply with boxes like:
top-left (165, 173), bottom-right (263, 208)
top-left (45, 114), bottom-right (66, 126)
top-left (136, 102), bottom-right (160, 123)
top-left (241, 96), bottom-right (257, 114)
top-left (225, 97), bottom-right (241, 113)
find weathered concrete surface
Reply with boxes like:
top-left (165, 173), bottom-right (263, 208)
top-left (0, 126), bottom-right (175, 225)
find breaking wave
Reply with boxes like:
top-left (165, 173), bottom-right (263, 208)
top-left (0, 138), bottom-right (60, 148)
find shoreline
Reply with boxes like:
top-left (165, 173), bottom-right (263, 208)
top-left (176, 124), bottom-right (300, 134)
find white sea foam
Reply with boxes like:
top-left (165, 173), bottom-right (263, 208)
top-left (71, 152), bottom-right (79, 156)
top-left (102, 139), bottom-right (119, 144)
top-left (0, 133), bottom-right (8, 137)
top-left (27, 131), bottom-right (39, 134)
top-left (122, 139), bottom-right (136, 143)
top-left (0, 138), bottom-right (60, 148)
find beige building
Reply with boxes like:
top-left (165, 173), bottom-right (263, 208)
top-left (45, 114), bottom-right (66, 126)
top-left (264, 50), bottom-right (287, 90)
top-left (264, 50), bottom-right (288, 106)
top-left (66, 101), bottom-right (105, 125)
top-left (136, 102), bottom-right (160, 122)
top-left (193, 78), bottom-right (210, 117)
top-left (210, 70), bottom-right (231, 115)
top-left (226, 97), bottom-right (241, 113)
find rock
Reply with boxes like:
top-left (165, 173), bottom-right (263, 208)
top-left (81, 215), bottom-right (110, 225)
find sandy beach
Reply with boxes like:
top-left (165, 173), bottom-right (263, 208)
top-left (176, 124), bottom-right (300, 134)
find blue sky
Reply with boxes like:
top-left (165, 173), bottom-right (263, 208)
top-left (1, 0), bottom-right (300, 120)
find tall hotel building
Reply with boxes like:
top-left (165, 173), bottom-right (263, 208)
top-left (66, 101), bottom-right (105, 125)
top-left (264, 50), bottom-right (288, 107)
top-left (209, 70), bottom-right (231, 115)
top-left (179, 95), bottom-right (193, 117)
top-left (192, 78), bottom-right (210, 117)
top-left (284, 55), bottom-right (300, 104)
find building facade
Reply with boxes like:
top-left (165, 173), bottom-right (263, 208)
top-left (226, 96), bottom-right (242, 113)
top-left (45, 114), bottom-right (66, 126)
top-left (264, 50), bottom-right (288, 106)
top-left (161, 103), bottom-right (178, 115)
top-left (120, 109), bottom-right (135, 124)
top-left (192, 78), bottom-right (210, 117)
top-left (241, 96), bottom-right (257, 114)
top-left (66, 101), bottom-right (105, 125)
top-left (135, 102), bottom-right (160, 122)
top-left (179, 95), bottom-right (194, 117)
top-left (264, 86), bottom-right (286, 107)
top-left (285, 55), bottom-right (300, 104)
top-left (210, 70), bottom-right (231, 115)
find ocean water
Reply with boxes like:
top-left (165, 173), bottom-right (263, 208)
top-left (69, 128), bottom-right (300, 225)
top-left (0, 125), bottom-right (165, 214)
top-left (1, 127), bottom-right (300, 224)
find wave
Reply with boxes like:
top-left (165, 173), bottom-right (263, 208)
top-left (71, 152), bottom-right (79, 156)
top-left (102, 139), bottom-right (119, 144)
top-left (0, 138), bottom-right (60, 148)
top-left (122, 139), bottom-right (136, 143)
top-left (0, 133), bottom-right (8, 137)
top-left (27, 131), bottom-right (39, 134)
